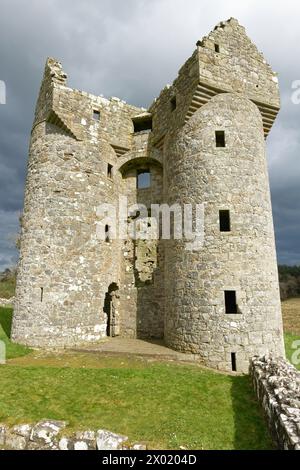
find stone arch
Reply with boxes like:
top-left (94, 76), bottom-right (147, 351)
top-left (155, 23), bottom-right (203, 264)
top-left (117, 156), bottom-right (163, 176)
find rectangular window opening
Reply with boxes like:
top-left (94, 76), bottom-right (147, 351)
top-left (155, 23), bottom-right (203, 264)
top-left (225, 290), bottom-right (238, 314)
top-left (107, 163), bottom-right (113, 179)
top-left (215, 43), bottom-right (220, 53)
top-left (219, 210), bottom-right (231, 232)
top-left (93, 110), bottom-right (100, 121)
top-left (105, 225), bottom-right (110, 243)
top-left (132, 116), bottom-right (152, 133)
top-left (231, 353), bottom-right (237, 372)
top-left (137, 169), bottom-right (151, 189)
top-left (215, 130), bottom-right (225, 147)
top-left (170, 96), bottom-right (177, 111)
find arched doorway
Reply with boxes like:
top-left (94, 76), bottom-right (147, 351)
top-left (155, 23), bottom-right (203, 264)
top-left (103, 283), bottom-right (119, 337)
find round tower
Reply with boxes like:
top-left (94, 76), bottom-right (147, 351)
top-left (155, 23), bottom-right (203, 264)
top-left (12, 120), bottom-right (122, 347)
top-left (164, 93), bottom-right (284, 372)
top-left (11, 59), bottom-right (124, 347)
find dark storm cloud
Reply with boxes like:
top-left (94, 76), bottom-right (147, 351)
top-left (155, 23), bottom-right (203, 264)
top-left (0, 0), bottom-right (299, 270)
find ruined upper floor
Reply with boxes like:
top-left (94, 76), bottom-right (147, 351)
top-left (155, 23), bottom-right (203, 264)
top-left (33, 17), bottom-right (280, 160)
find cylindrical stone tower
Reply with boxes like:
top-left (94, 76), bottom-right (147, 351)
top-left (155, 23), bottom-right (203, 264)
top-left (164, 93), bottom-right (284, 372)
top-left (11, 59), bottom-right (126, 347)
top-left (12, 122), bottom-right (122, 347)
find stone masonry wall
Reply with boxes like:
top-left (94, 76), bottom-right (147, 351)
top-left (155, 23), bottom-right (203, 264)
top-left (164, 93), bottom-right (284, 373)
top-left (12, 58), bottom-right (161, 346)
top-left (12, 57), bottom-right (166, 346)
top-left (0, 419), bottom-right (146, 450)
top-left (197, 18), bottom-right (279, 108)
top-left (12, 18), bottom-right (284, 369)
top-left (119, 145), bottom-right (164, 339)
top-left (250, 356), bottom-right (300, 450)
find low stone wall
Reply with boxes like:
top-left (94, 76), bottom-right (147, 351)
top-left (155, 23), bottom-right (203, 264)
top-left (250, 356), bottom-right (300, 450)
top-left (0, 420), bottom-right (146, 450)
top-left (0, 297), bottom-right (14, 307)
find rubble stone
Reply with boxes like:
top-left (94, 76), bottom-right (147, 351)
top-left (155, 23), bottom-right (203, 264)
top-left (250, 356), bottom-right (300, 450)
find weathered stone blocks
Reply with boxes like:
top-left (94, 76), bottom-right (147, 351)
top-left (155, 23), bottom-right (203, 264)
top-left (250, 356), bottom-right (300, 450)
top-left (0, 421), bottom-right (146, 451)
top-left (12, 17), bottom-right (284, 373)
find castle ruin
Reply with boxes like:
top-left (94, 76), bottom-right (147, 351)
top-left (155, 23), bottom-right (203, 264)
top-left (12, 18), bottom-right (285, 372)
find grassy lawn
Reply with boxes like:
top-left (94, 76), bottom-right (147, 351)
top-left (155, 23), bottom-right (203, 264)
top-left (0, 278), bottom-right (16, 299)
top-left (284, 332), bottom-right (300, 370)
top-left (1, 299), bottom-right (299, 449)
top-left (0, 360), bottom-right (273, 450)
top-left (0, 307), bottom-right (272, 450)
top-left (282, 297), bottom-right (300, 335)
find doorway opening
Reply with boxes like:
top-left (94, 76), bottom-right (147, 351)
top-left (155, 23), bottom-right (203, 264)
top-left (103, 283), bottom-right (119, 337)
top-left (231, 352), bottom-right (237, 372)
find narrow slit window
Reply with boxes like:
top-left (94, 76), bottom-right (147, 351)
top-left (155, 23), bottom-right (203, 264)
top-left (105, 225), bottom-right (110, 243)
top-left (170, 96), bottom-right (177, 111)
top-left (225, 290), bottom-right (238, 314)
top-left (107, 163), bottom-right (113, 179)
top-left (215, 43), bottom-right (220, 53)
top-left (215, 130), bottom-right (225, 147)
top-left (137, 170), bottom-right (151, 189)
top-left (40, 287), bottom-right (44, 302)
top-left (93, 110), bottom-right (100, 121)
top-left (231, 353), bottom-right (237, 372)
top-left (219, 210), bottom-right (231, 232)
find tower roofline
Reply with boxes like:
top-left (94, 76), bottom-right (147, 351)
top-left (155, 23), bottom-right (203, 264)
top-left (149, 17), bottom-right (280, 139)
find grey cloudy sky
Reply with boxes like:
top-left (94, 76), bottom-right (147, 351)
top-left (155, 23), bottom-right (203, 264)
top-left (0, 0), bottom-right (299, 270)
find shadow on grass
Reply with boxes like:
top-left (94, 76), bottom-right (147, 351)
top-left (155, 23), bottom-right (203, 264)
top-left (231, 374), bottom-right (274, 450)
top-left (0, 307), bottom-right (13, 338)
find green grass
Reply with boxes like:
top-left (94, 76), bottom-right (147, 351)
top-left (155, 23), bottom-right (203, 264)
top-left (0, 278), bottom-right (16, 299)
top-left (0, 304), bottom-right (299, 449)
top-left (284, 332), bottom-right (300, 371)
top-left (0, 362), bottom-right (272, 450)
top-left (0, 287), bottom-right (299, 448)
top-left (0, 307), bottom-right (31, 359)
top-left (0, 307), bottom-right (272, 450)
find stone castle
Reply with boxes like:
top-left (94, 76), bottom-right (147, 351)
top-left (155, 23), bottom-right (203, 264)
top-left (12, 18), bottom-right (285, 372)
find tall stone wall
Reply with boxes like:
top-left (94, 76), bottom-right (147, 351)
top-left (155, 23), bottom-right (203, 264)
top-left (197, 18), bottom-right (279, 108)
top-left (12, 119), bottom-right (122, 347)
top-left (12, 58), bottom-right (166, 347)
top-left (118, 131), bottom-right (164, 339)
